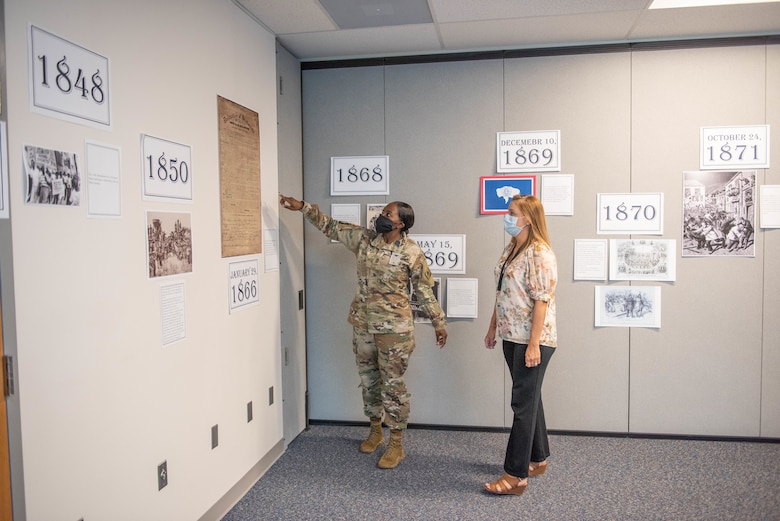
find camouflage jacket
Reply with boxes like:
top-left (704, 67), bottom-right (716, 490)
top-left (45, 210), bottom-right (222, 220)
top-left (302, 202), bottom-right (446, 334)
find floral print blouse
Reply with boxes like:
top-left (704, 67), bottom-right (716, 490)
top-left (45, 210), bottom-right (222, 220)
top-left (493, 240), bottom-right (558, 347)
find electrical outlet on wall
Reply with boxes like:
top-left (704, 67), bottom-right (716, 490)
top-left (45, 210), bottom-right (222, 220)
top-left (269, 386), bottom-right (274, 405)
top-left (158, 461), bottom-right (168, 490)
top-left (247, 401), bottom-right (253, 422)
top-left (211, 424), bottom-right (218, 449)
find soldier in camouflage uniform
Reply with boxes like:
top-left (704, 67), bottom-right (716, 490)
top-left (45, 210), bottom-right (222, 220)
top-left (280, 194), bottom-right (447, 469)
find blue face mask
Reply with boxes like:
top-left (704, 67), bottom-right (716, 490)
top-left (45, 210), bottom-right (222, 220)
top-left (503, 213), bottom-right (525, 237)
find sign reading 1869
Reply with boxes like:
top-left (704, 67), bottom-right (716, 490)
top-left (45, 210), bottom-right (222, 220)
top-left (330, 156), bottom-right (389, 196)
top-left (29, 25), bottom-right (111, 128)
top-left (142, 134), bottom-right (193, 202)
top-left (408, 234), bottom-right (466, 274)
top-left (700, 125), bottom-right (769, 169)
top-left (497, 130), bottom-right (560, 173)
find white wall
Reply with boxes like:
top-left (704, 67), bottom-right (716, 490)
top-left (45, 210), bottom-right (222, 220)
top-left (3, 1), bottom-right (282, 520)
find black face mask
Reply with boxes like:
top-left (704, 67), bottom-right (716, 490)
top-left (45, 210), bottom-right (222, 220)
top-left (375, 214), bottom-right (396, 234)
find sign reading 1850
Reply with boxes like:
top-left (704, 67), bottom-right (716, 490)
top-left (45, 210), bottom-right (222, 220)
top-left (330, 156), bottom-right (389, 196)
top-left (29, 25), bottom-right (111, 128)
top-left (142, 134), bottom-right (193, 202)
top-left (497, 130), bottom-right (561, 173)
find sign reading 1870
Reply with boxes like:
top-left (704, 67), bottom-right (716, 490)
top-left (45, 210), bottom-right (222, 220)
top-left (497, 130), bottom-right (560, 173)
top-left (29, 25), bottom-right (111, 128)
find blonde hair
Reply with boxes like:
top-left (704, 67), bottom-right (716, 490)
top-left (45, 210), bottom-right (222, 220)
top-left (510, 195), bottom-right (551, 250)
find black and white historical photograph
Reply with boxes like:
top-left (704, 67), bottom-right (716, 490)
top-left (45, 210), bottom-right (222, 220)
top-left (411, 277), bottom-right (441, 324)
top-left (683, 170), bottom-right (756, 257)
top-left (595, 286), bottom-right (661, 328)
top-left (24, 144), bottom-right (81, 206)
top-left (609, 239), bottom-right (676, 281)
top-left (146, 210), bottom-right (193, 279)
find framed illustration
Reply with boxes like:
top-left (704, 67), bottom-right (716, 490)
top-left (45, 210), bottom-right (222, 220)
top-left (366, 203), bottom-right (385, 231)
top-left (411, 277), bottom-right (441, 324)
top-left (609, 239), bottom-right (676, 281)
top-left (594, 285), bottom-right (661, 328)
top-left (480, 175), bottom-right (536, 214)
top-left (597, 193), bottom-right (664, 235)
top-left (682, 170), bottom-right (755, 257)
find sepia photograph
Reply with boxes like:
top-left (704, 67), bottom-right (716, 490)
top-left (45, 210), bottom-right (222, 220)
top-left (682, 170), bottom-right (755, 257)
top-left (146, 210), bottom-right (193, 279)
top-left (24, 144), bottom-right (81, 206)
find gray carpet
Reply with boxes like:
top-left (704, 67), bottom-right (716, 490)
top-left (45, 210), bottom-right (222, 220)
top-left (222, 424), bottom-right (780, 521)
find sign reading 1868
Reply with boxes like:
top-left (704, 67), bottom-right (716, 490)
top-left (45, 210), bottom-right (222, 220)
top-left (29, 25), bottom-right (111, 128)
top-left (330, 156), bottom-right (389, 196)
top-left (700, 125), bottom-right (769, 169)
top-left (497, 130), bottom-right (560, 173)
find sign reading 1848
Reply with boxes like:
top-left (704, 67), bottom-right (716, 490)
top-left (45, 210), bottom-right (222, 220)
top-left (29, 25), bottom-right (111, 128)
top-left (497, 130), bottom-right (560, 173)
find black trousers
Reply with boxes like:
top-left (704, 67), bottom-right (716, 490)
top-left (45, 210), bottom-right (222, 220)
top-left (502, 340), bottom-right (555, 478)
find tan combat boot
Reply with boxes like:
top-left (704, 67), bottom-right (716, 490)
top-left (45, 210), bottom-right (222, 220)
top-left (359, 417), bottom-right (384, 453)
top-left (377, 429), bottom-right (405, 469)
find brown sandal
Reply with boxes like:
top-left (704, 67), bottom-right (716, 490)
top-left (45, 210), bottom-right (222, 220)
top-left (529, 460), bottom-right (547, 476)
top-left (484, 473), bottom-right (528, 495)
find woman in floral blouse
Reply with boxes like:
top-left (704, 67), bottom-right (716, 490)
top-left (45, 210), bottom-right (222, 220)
top-left (483, 194), bottom-right (558, 496)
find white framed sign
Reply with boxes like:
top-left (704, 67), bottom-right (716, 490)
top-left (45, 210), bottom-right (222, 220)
top-left (497, 130), bottom-right (560, 173)
top-left (700, 125), bottom-right (769, 169)
top-left (228, 258), bottom-right (259, 313)
top-left (597, 193), bottom-right (664, 235)
top-left (408, 234), bottom-right (466, 274)
top-left (142, 134), bottom-right (193, 202)
top-left (330, 155), bottom-right (389, 196)
top-left (28, 25), bottom-right (111, 128)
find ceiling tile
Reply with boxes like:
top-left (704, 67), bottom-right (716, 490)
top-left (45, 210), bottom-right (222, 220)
top-left (630, 3), bottom-right (780, 39)
top-left (430, 0), bottom-right (650, 23)
top-left (236, 0), bottom-right (337, 34)
top-left (278, 24), bottom-right (444, 60)
top-left (319, 0), bottom-right (432, 29)
top-left (438, 11), bottom-right (644, 51)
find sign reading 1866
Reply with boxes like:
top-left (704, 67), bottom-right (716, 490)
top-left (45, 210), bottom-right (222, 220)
top-left (700, 125), bottom-right (769, 169)
top-left (228, 259), bottom-right (259, 313)
top-left (330, 156), bottom-right (389, 196)
top-left (142, 134), bottom-right (193, 202)
top-left (408, 234), bottom-right (466, 274)
top-left (497, 130), bottom-right (560, 173)
top-left (29, 25), bottom-right (111, 128)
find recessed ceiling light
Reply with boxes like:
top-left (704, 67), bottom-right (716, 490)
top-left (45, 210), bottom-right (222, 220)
top-left (650, 0), bottom-right (780, 8)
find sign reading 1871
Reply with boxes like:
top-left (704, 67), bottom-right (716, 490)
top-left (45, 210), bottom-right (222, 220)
top-left (29, 25), bottom-right (111, 128)
top-left (700, 125), bottom-right (769, 169)
top-left (497, 130), bottom-right (560, 173)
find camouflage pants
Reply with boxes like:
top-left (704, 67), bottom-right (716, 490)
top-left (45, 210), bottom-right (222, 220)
top-left (352, 329), bottom-right (416, 430)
